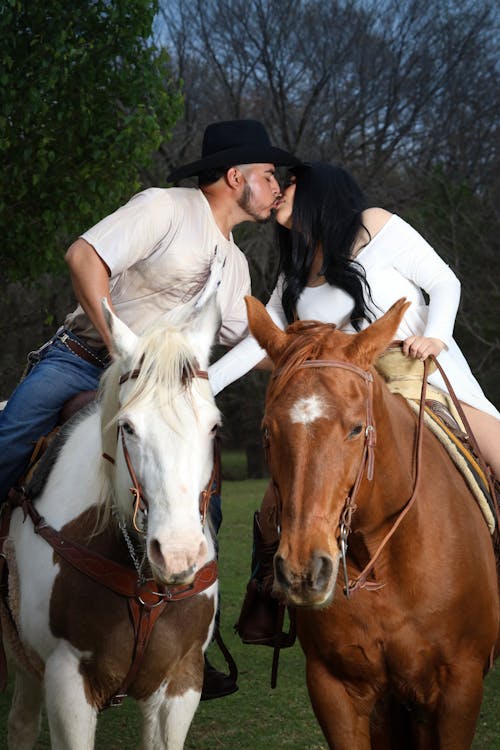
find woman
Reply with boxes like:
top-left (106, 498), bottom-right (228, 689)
top-left (209, 162), bottom-right (500, 646)
top-left (209, 161), bottom-right (500, 475)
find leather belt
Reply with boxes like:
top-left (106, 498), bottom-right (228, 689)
top-left (57, 331), bottom-right (108, 369)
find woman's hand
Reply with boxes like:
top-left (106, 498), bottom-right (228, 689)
top-left (402, 336), bottom-right (445, 360)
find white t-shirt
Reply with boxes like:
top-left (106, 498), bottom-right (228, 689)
top-left (64, 187), bottom-right (251, 348)
top-left (208, 215), bottom-right (499, 419)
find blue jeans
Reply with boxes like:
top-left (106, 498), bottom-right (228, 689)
top-left (0, 333), bottom-right (104, 500)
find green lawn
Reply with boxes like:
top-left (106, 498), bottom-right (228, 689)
top-left (0, 476), bottom-right (499, 748)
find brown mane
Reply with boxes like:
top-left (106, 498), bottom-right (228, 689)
top-left (268, 321), bottom-right (338, 405)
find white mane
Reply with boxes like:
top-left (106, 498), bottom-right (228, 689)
top-left (100, 324), bottom-right (200, 415)
top-left (98, 323), bottom-right (206, 476)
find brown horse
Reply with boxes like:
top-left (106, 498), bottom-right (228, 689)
top-left (245, 295), bottom-right (500, 750)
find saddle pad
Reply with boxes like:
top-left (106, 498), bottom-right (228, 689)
top-left (376, 348), bottom-right (495, 533)
top-left (406, 400), bottom-right (495, 533)
top-left (376, 347), bottom-right (465, 430)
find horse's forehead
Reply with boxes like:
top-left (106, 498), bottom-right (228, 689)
top-left (289, 394), bottom-right (329, 425)
top-left (268, 362), bottom-right (368, 427)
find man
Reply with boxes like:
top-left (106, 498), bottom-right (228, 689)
top-left (0, 118), bottom-right (299, 697)
top-left (0, 119), bottom-right (298, 498)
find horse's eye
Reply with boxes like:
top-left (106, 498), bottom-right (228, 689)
top-left (348, 425), bottom-right (363, 439)
top-left (121, 421), bottom-right (135, 436)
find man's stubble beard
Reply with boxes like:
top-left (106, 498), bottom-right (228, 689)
top-left (237, 182), bottom-right (272, 224)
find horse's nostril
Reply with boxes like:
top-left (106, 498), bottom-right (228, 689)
top-left (149, 538), bottom-right (163, 568)
top-left (274, 554), bottom-right (289, 588)
top-left (310, 554), bottom-right (334, 591)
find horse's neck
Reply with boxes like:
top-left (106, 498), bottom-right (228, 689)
top-left (36, 409), bottom-right (111, 528)
top-left (358, 375), bottom-right (418, 526)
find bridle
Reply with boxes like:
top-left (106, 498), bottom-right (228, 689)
top-left (0, 364), bottom-right (220, 708)
top-left (262, 346), bottom-right (499, 687)
top-left (103, 366), bottom-right (219, 534)
top-left (265, 355), bottom-right (431, 598)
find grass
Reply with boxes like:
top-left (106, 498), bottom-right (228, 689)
top-left (1, 474), bottom-right (499, 748)
top-left (219, 448), bottom-right (249, 481)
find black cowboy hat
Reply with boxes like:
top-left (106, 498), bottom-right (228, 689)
top-left (168, 119), bottom-right (300, 182)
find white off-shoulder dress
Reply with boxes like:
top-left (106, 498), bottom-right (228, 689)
top-left (209, 215), bottom-right (499, 419)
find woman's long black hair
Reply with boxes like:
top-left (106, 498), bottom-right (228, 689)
top-left (278, 162), bottom-right (374, 329)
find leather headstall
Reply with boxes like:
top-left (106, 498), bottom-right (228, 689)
top-left (103, 365), bottom-right (215, 532)
top-left (266, 356), bottom-right (425, 598)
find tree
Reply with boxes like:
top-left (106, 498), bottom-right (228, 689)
top-left (154, 0), bottom-right (499, 469)
top-left (156, 0), bottom-right (498, 198)
top-left (0, 0), bottom-right (182, 279)
top-left (407, 169), bottom-right (500, 400)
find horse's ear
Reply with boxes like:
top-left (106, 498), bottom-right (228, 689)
top-left (185, 295), bottom-right (221, 369)
top-left (183, 251), bottom-right (224, 368)
top-left (346, 298), bottom-right (411, 367)
top-left (164, 250), bottom-right (222, 368)
top-left (102, 298), bottom-right (138, 360)
top-left (245, 296), bottom-right (289, 362)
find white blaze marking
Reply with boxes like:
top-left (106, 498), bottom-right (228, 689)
top-left (290, 395), bottom-right (325, 424)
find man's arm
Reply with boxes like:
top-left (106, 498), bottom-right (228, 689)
top-left (65, 238), bottom-right (114, 352)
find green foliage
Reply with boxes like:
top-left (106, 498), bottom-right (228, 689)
top-left (0, 0), bottom-right (182, 279)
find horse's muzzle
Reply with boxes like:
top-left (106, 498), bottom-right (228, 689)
top-left (273, 550), bottom-right (338, 607)
top-left (148, 534), bottom-right (208, 586)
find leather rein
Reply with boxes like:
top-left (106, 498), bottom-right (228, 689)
top-left (267, 350), bottom-right (498, 598)
top-left (0, 366), bottom-right (219, 709)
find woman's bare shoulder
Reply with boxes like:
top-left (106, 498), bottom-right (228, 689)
top-left (361, 207), bottom-right (394, 237)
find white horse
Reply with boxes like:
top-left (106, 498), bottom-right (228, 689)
top-left (0, 269), bottom-right (223, 749)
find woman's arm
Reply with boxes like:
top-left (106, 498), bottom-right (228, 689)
top-left (208, 279), bottom-right (287, 395)
top-left (379, 215), bottom-right (461, 358)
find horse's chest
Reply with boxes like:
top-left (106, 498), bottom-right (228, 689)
top-left (50, 571), bottom-right (214, 659)
top-left (298, 608), bottom-right (385, 681)
top-left (298, 607), bottom-right (442, 706)
top-left (49, 573), bottom-right (215, 703)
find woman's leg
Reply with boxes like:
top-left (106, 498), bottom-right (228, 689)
top-left (460, 403), bottom-right (500, 479)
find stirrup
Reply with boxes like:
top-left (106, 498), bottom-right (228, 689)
top-left (201, 629), bottom-right (239, 701)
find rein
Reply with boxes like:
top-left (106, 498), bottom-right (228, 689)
top-left (267, 353), bottom-right (430, 598)
top-left (340, 357), bottom-right (429, 595)
top-left (270, 349), bottom-right (498, 598)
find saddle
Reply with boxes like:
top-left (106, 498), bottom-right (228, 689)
top-left (376, 347), bottom-right (498, 532)
top-left (20, 390), bottom-right (97, 486)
